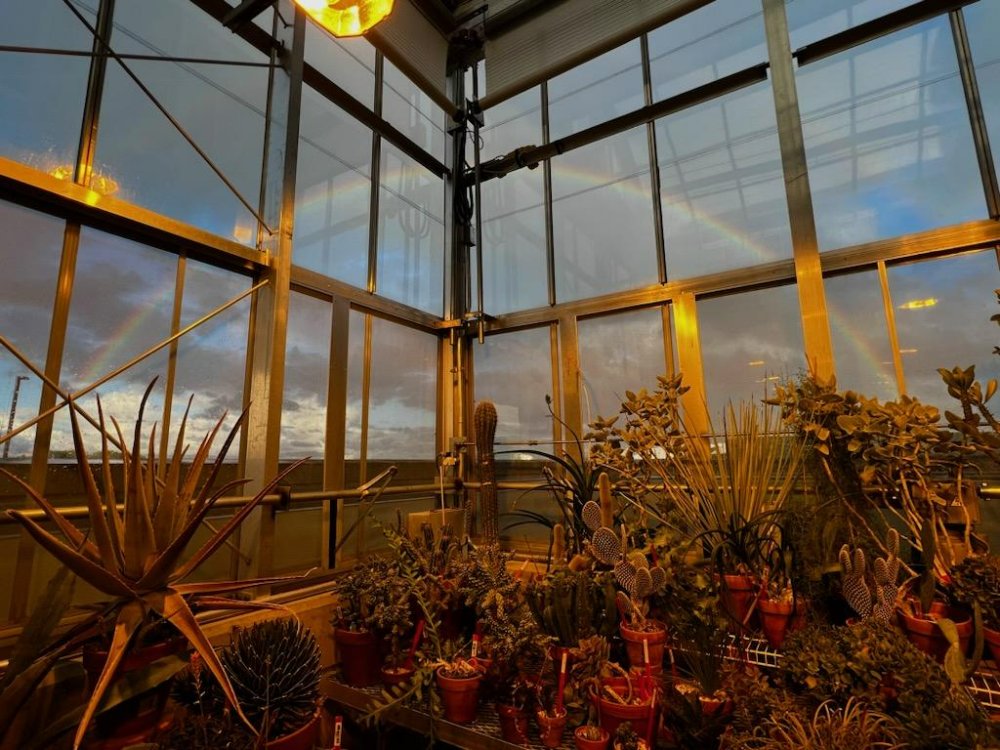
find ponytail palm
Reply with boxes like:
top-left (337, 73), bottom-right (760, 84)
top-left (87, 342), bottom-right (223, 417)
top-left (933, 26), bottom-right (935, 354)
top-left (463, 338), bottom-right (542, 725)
top-left (3, 381), bottom-right (306, 749)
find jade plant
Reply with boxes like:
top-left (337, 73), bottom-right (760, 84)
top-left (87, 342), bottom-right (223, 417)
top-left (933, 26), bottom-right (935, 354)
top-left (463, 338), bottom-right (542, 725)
top-left (0, 383), bottom-right (307, 749)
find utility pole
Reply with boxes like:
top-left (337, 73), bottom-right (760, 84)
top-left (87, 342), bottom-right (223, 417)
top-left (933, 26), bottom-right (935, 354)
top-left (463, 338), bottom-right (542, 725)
top-left (4, 375), bottom-right (29, 460)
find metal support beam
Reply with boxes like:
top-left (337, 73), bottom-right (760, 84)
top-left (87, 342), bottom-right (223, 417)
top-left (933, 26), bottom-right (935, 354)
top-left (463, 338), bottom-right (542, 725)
top-left (672, 292), bottom-right (709, 435)
top-left (326, 296), bottom-right (350, 567)
top-left (762, 0), bottom-right (834, 382)
top-left (641, 33), bottom-right (668, 285)
top-left (222, 0), bottom-right (278, 29)
top-left (367, 53), bottom-right (385, 294)
top-left (238, 1), bottom-right (305, 581)
top-left (556, 315), bottom-right (583, 463)
top-left (541, 81), bottom-right (556, 307)
top-left (877, 260), bottom-right (907, 397)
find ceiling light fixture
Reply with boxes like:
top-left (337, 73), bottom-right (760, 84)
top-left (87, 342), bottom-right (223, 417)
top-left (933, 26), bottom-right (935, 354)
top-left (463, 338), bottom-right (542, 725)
top-left (898, 298), bottom-right (938, 310)
top-left (293, 0), bottom-right (394, 37)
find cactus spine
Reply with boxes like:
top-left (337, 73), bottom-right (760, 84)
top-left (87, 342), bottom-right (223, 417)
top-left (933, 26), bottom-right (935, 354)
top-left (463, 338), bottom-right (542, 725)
top-left (474, 400), bottom-right (499, 546)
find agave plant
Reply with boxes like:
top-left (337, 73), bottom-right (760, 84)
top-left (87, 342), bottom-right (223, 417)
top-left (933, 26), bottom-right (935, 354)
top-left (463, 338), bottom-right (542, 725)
top-left (1, 381), bottom-right (307, 749)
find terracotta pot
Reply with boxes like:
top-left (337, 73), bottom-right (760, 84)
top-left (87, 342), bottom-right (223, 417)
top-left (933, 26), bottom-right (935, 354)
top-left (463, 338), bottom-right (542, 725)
top-left (574, 725), bottom-right (610, 750)
top-left (619, 621), bottom-right (667, 673)
top-left (536, 708), bottom-right (567, 748)
top-left (898, 602), bottom-right (972, 663)
top-left (497, 703), bottom-right (530, 745)
top-left (82, 637), bottom-right (186, 749)
top-left (758, 597), bottom-right (794, 649)
top-left (984, 626), bottom-right (1000, 665)
top-left (720, 574), bottom-right (759, 629)
top-left (436, 666), bottom-right (482, 724)
top-left (334, 628), bottom-right (380, 687)
top-left (593, 677), bottom-right (658, 746)
top-left (266, 713), bottom-right (320, 750)
top-left (381, 664), bottom-right (415, 688)
top-left (698, 693), bottom-right (734, 718)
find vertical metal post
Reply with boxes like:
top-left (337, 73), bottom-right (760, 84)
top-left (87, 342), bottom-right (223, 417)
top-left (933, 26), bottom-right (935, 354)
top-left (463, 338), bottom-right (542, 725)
top-left (326, 296), bottom-right (350, 568)
top-left (661, 304), bottom-right (675, 377)
top-left (10, 0), bottom-right (117, 621)
top-left (367, 53), bottom-right (385, 294)
top-left (158, 255), bottom-right (186, 477)
top-left (557, 315), bottom-right (583, 463)
top-left (762, 0), bottom-right (835, 382)
top-left (877, 261), bottom-right (907, 397)
top-left (541, 81), bottom-right (557, 307)
top-left (951, 8), bottom-right (1000, 220)
top-left (238, 1), bottom-right (304, 581)
top-left (641, 33), bottom-right (668, 285)
top-left (673, 292), bottom-right (709, 435)
top-left (3, 376), bottom-right (29, 460)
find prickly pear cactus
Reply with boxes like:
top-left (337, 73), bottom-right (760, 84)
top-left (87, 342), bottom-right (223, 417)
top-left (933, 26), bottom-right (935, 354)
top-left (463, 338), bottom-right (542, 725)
top-left (474, 400), bottom-right (499, 546)
top-left (839, 528), bottom-right (901, 624)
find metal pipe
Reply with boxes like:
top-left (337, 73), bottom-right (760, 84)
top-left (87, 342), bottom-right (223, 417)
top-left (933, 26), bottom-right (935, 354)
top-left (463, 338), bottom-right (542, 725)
top-left (0, 46), bottom-right (275, 67)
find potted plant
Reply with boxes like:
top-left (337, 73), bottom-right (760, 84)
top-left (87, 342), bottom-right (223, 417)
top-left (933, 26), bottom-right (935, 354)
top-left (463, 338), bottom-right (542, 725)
top-left (574, 721), bottom-right (610, 750)
top-left (331, 559), bottom-right (386, 688)
top-left (757, 580), bottom-right (795, 649)
top-left (1, 384), bottom-right (309, 750)
top-left (172, 618), bottom-right (322, 750)
top-left (592, 663), bottom-right (658, 746)
top-left (949, 554), bottom-right (1000, 662)
top-left (611, 721), bottom-right (648, 750)
top-left (495, 675), bottom-right (535, 745)
top-left (434, 656), bottom-right (484, 724)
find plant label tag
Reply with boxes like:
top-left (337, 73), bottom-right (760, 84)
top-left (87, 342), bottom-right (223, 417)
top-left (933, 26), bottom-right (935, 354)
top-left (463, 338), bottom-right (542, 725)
top-left (471, 634), bottom-right (480, 658)
top-left (333, 716), bottom-right (343, 749)
top-left (643, 637), bottom-right (650, 665)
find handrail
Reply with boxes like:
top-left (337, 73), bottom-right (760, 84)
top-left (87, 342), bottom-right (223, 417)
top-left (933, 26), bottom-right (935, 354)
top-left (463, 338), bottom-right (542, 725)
top-left (0, 481), bottom-right (457, 525)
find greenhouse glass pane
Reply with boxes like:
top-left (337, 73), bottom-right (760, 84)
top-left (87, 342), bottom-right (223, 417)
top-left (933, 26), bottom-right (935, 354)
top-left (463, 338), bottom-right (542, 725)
top-left (964, 1), bottom-right (1000, 199)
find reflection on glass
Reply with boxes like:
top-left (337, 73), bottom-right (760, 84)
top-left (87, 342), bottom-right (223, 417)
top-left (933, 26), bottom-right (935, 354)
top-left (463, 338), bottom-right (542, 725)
top-left (578, 307), bottom-right (667, 424)
top-left (657, 81), bottom-right (791, 279)
top-left (0, 0), bottom-right (92, 171)
top-left (797, 17), bottom-right (985, 251)
top-left (294, 86), bottom-right (372, 288)
top-left (889, 250), bottom-right (1000, 412)
top-left (552, 127), bottom-right (657, 302)
top-left (96, 0), bottom-right (269, 243)
top-left (786, 0), bottom-right (918, 49)
top-left (480, 87), bottom-right (542, 162)
top-left (382, 59), bottom-right (446, 158)
top-left (0, 201), bottom-right (63, 465)
top-left (376, 143), bottom-right (444, 314)
top-left (648, 0), bottom-right (766, 102)
top-left (823, 271), bottom-right (895, 400)
top-left (480, 167), bottom-right (548, 315)
top-left (964, 2), bottom-right (1000, 194)
top-left (548, 40), bottom-right (644, 140)
top-left (698, 284), bottom-right (804, 418)
top-left (367, 318), bottom-right (437, 459)
top-left (474, 327), bottom-right (553, 456)
top-left (280, 291), bottom-right (331, 491)
top-left (305, 19), bottom-right (376, 108)
top-left (171, 259), bottom-right (251, 461)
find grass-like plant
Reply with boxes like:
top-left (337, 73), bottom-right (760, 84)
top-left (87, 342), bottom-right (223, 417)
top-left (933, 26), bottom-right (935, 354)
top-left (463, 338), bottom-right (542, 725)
top-left (2, 382), bottom-right (306, 749)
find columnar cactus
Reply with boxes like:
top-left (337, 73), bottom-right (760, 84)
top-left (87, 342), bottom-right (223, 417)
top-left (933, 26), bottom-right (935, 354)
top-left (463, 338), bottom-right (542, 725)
top-left (474, 400), bottom-right (499, 546)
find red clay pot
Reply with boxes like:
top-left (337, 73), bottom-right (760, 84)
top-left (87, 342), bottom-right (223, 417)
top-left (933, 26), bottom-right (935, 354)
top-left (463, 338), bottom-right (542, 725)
top-left (574, 725), bottom-right (610, 750)
top-left (758, 597), bottom-right (794, 649)
top-left (436, 667), bottom-right (483, 724)
top-left (898, 602), bottom-right (972, 663)
top-left (536, 708), bottom-right (567, 748)
top-left (266, 713), bottom-right (320, 750)
top-left (381, 664), bottom-right (415, 688)
top-left (698, 693), bottom-right (734, 719)
top-left (334, 628), bottom-right (380, 687)
top-left (82, 637), bottom-right (186, 749)
top-left (619, 621), bottom-right (667, 673)
top-left (497, 703), bottom-right (530, 745)
top-left (984, 626), bottom-right (1000, 665)
top-left (593, 677), bottom-right (658, 747)
top-left (720, 574), bottom-right (759, 629)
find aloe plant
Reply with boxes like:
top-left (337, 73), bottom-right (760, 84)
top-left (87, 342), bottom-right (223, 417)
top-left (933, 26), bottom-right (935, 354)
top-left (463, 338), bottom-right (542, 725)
top-left (2, 381), bottom-right (307, 749)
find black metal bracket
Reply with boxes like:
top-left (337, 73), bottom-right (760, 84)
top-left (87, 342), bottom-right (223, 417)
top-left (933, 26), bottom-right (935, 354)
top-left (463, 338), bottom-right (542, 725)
top-left (223, 0), bottom-right (280, 31)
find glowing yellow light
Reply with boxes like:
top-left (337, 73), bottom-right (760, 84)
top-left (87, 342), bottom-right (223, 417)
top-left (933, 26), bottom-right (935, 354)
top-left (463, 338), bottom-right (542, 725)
top-left (748, 360), bottom-right (765, 367)
top-left (48, 164), bottom-right (120, 197)
top-left (293, 0), bottom-right (394, 37)
top-left (899, 348), bottom-right (918, 354)
top-left (898, 298), bottom-right (938, 310)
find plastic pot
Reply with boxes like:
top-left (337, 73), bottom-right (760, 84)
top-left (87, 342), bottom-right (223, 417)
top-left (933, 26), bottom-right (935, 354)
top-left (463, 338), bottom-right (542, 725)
top-left (266, 713), bottom-right (320, 750)
top-left (334, 628), bottom-right (380, 687)
top-left (536, 708), bottom-right (567, 749)
top-left (574, 725), bottom-right (610, 750)
top-left (593, 677), bottom-right (658, 747)
top-left (898, 602), bottom-right (972, 663)
top-left (82, 637), bottom-right (186, 749)
top-left (497, 703), bottom-right (530, 745)
top-left (758, 597), bottom-right (794, 649)
top-left (619, 621), bottom-right (667, 673)
top-left (436, 667), bottom-right (483, 724)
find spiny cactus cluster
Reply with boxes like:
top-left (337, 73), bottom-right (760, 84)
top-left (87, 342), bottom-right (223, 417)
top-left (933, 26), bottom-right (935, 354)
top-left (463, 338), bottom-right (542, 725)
top-left (839, 528), bottom-right (901, 624)
top-left (583, 473), bottom-right (666, 624)
top-left (474, 400), bottom-right (499, 545)
top-left (527, 568), bottom-right (597, 648)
